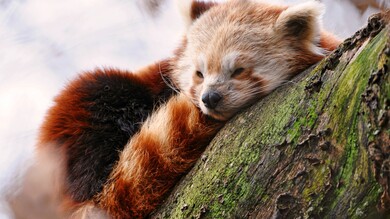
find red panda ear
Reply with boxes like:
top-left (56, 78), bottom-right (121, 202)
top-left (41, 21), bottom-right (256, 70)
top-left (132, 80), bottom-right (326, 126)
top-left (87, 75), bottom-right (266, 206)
top-left (274, 1), bottom-right (324, 42)
top-left (177, 0), bottom-right (217, 28)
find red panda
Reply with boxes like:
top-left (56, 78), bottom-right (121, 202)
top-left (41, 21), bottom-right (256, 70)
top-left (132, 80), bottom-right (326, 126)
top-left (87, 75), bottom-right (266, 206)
top-left (37, 0), bottom-right (341, 218)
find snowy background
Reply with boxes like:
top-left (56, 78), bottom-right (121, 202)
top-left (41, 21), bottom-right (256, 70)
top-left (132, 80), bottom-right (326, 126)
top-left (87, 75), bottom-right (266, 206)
top-left (0, 0), bottom-right (383, 218)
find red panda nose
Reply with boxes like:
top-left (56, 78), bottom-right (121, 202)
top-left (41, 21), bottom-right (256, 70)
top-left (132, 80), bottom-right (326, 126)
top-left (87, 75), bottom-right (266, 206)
top-left (202, 91), bottom-right (222, 109)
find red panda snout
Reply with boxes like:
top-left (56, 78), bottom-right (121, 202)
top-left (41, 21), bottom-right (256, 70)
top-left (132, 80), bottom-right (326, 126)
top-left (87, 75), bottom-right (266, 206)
top-left (194, 67), bottom-right (266, 121)
top-left (201, 90), bottom-right (222, 109)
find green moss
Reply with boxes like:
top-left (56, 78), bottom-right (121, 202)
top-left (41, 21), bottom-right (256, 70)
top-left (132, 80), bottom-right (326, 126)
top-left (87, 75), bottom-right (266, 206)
top-left (286, 52), bottom-right (351, 145)
top-left (353, 184), bottom-right (382, 218)
top-left (302, 165), bottom-right (331, 210)
top-left (286, 30), bottom-right (386, 217)
top-left (166, 75), bottom-right (310, 217)
top-left (325, 30), bottom-right (387, 213)
top-left (156, 29), bottom-right (388, 218)
top-left (329, 31), bottom-right (387, 141)
top-left (346, 148), bottom-right (382, 218)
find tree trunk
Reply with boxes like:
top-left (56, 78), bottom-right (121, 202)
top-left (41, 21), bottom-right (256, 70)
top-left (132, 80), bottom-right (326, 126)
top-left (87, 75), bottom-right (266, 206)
top-left (152, 11), bottom-right (390, 219)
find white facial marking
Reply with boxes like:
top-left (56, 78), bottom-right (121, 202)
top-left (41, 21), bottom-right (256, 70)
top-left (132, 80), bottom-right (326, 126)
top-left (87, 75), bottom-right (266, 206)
top-left (221, 51), bottom-right (240, 73)
top-left (176, 55), bottom-right (193, 93)
top-left (204, 74), bottom-right (220, 87)
top-left (196, 53), bottom-right (207, 74)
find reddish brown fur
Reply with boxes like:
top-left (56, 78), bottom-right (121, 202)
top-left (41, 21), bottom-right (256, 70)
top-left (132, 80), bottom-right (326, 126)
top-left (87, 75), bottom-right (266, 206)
top-left (286, 31), bottom-right (342, 76)
top-left (96, 94), bottom-right (223, 218)
top-left (36, 0), bottom-right (343, 218)
top-left (38, 60), bottom-right (172, 146)
top-left (320, 30), bottom-right (342, 52)
top-left (38, 60), bottom-right (172, 153)
top-left (190, 1), bottom-right (216, 20)
top-left (130, 59), bottom-right (173, 95)
top-left (37, 60), bottom-right (174, 211)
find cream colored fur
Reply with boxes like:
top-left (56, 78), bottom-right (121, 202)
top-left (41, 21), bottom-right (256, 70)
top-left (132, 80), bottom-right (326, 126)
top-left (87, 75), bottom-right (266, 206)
top-left (173, 0), bottom-right (330, 121)
top-left (175, 0), bottom-right (194, 27)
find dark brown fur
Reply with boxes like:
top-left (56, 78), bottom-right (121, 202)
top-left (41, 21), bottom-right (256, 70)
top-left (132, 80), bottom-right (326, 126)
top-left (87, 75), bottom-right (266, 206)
top-left (190, 1), bottom-right (216, 20)
top-left (38, 60), bottom-right (175, 203)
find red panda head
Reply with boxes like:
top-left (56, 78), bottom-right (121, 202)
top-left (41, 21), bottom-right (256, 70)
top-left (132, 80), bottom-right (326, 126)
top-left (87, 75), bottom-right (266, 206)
top-left (173, 0), bottom-right (340, 121)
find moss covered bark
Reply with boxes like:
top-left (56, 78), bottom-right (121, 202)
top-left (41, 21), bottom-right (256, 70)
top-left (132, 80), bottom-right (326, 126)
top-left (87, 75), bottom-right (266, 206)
top-left (152, 12), bottom-right (390, 219)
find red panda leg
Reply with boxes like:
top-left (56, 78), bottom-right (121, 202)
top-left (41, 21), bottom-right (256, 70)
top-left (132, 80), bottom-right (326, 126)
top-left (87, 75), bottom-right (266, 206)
top-left (96, 93), bottom-right (224, 218)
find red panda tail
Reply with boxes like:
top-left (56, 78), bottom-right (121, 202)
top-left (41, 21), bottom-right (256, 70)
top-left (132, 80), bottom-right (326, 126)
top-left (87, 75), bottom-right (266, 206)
top-left (96, 93), bottom-right (223, 218)
top-left (36, 59), bottom-right (176, 209)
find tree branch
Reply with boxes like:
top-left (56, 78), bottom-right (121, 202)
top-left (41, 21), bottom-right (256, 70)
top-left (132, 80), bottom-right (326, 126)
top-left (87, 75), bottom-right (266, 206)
top-left (152, 11), bottom-right (390, 219)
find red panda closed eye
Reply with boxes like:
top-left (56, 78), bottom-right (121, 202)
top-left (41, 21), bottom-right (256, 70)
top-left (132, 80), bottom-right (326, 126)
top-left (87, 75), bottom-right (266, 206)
top-left (36, 0), bottom-right (341, 218)
top-left (173, 0), bottom-right (341, 121)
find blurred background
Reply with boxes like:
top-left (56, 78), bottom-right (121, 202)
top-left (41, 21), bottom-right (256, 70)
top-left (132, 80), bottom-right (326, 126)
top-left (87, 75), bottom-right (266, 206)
top-left (0, 0), bottom-right (387, 218)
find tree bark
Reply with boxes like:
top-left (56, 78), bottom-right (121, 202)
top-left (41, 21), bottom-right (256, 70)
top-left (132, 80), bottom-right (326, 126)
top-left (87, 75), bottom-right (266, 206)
top-left (152, 11), bottom-right (390, 219)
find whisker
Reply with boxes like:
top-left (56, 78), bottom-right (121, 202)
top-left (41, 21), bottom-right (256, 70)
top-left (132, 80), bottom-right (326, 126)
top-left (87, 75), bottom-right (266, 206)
top-left (279, 79), bottom-right (300, 87)
top-left (158, 62), bottom-right (180, 94)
